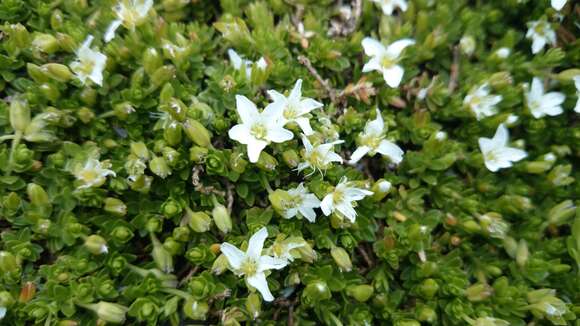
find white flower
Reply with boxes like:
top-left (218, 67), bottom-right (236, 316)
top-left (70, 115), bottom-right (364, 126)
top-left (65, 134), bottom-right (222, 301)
top-left (463, 83), bottom-right (502, 120)
top-left (362, 37), bottom-right (415, 87)
top-left (0, 306), bottom-right (6, 319)
top-left (228, 95), bottom-right (293, 163)
top-left (320, 177), bottom-right (373, 223)
top-left (266, 79), bottom-right (323, 135)
top-left (70, 35), bottom-right (107, 86)
top-left (370, 0), bottom-right (408, 15)
top-left (282, 183), bottom-right (321, 223)
top-left (104, 0), bottom-right (153, 42)
top-left (73, 158), bottom-right (116, 189)
top-left (269, 239), bottom-right (306, 263)
top-left (495, 47), bottom-right (511, 59)
top-left (349, 109), bottom-right (404, 164)
top-left (478, 124), bottom-right (527, 172)
top-left (220, 227), bottom-right (288, 301)
top-left (574, 75), bottom-right (580, 113)
top-left (227, 49), bottom-right (267, 78)
top-left (526, 77), bottom-right (565, 118)
top-left (526, 20), bottom-right (556, 54)
top-left (459, 35), bottom-right (476, 56)
top-left (297, 134), bottom-right (344, 175)
top-left (551, 0), bottom-right (567, 10)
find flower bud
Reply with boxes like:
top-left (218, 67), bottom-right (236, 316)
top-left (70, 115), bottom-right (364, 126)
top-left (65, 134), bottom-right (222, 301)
top-left (149, 156), bottom-right (171, 179)
top-left (330, 247), bottom-right (352, 272)
top-left (183, 119), bottom-right (212, 148)
top-left (547, 164), bottom-right (574, 187)
top-left (85, 235), bottom-right (108, 255)
top-left (2, 192), bottom-right (21, 215)
top-left (371, 179), bottom-right (392, 201)
top-left (0, 251), bottom-right (20, 274)
top-left (187, 210), bottom-right (212, 233)
top-left (143, 48), bottom-right (163, 75)
top-left (161, 197), bottom-right (182, 218)
top-left (0, 291), bottom-right (15, 311)
top-left (246, 293), bottom-right (261, 319)
top-left (163, 237), bottom-right (182, 255)
top-left (111, 226), bottom-right (134, 244)
top-left (282, 149), bottom-right (300, 168)
top-left (183, 299), bottom-right (209, 320)
top-left (41, 63), bottom-right (73, 82)
top-left (151, 234), bottom-right (174, 273)
top-left (190, 146), bottom-right (208, 163)
top-left (471, 317), bottom-right (510, 326)
top-left (347, 284), bottom-right (374, 302)
top-left (301, 281), bottom-right (331, 305)
top-left (395, 320), bottom-right (421, 326)
top-left (129, 174), bottom-right (153, 193)
top-left (104, 197), bottom-right (127, 217)
top-left (212, 204), bottom-right (232, 234)
top-left (502, 236), bottom-right (518, 258)
top-left (465, 283), bottom-right (493, 302)
top-left (27, 183), bottom-right (49, 207)
top-left (10, 96), bottom-right (30, 132)
top-left (128, 298), bottom-right (159, 323)
top-left (186, 246), bottom-right (214, 265)
top-left (6, 23), bottom-right (30, 48)
top-left (18, 282), bottom-right (36, 303)
top-left (32, 33), bottom-right (59, 54)
top-left (211, 254), bottom-right (229, 275)
top-left (229, 150), bottom-right (248, 174)
top-left (488, 72), bottom-right (513, 88)
top-left (172, 226), bottom-right (191, 242)
top-left (27, 63), bottom-right (49, 83)
top-left (256, 151), bottom-right (277, 171)
top-left (548, 200), bottom-right (576, 226)
top-left (82, 302), bottom-right (128, 324)
top-left (459, 35), bottom-right (476, 56)
top-left (416, 306), bottom-right (437, 323)
top-left (515, 239), bottom-right (528, 267)
top-left (130, 141), bottom-right (150, 161)
top-left (150, 65), bottom-right (176, 90)
top-left (163, 121), bottom-right (183, 146)
top-left (268, 189), bottom-right (292, 217)
top-left (419, 278), bottom-right (439, 299)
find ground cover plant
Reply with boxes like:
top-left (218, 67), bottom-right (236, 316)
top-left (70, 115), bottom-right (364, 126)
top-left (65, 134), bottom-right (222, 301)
top-left (0, 0), bottom-right (579, 325)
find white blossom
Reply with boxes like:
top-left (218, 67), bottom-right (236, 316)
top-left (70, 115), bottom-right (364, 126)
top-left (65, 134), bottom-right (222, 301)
top-left (70, 35), bottom-right (107, 86)
top-left (73, 158), bottom-right (116, 189)
top-left (370, 0), bottom-right (408, 15)
top-left (551, 0), bottom-right (567, 11)
top-left (574, 75), bottom-right (580, 113)
top-left (220, 227), bottom-right (288, 301)
top-left (526, 20), bottom-right (556, 54)
top-left (362, 37), bottom-right (415, 87)
top-left (104, 0), bottom-right (153, 42)
top-left (526, 77), bottom-right (565, 118)
top-left (495, 47), bottom-right (511, 59)
top-left (463, 83), bottom-right (502, 120)
top-left (0, 307), bottom-right (6, 320)
top-left (320, 177), bottom-right (373, 223)
top-left (349, 108), bottom-right (404, 164)
top-left (266, 79), bottom-right (323, 135)
top-left (297, 134), bottom-right (344, 175)
top-left (282, 183), bottom-right (321, 222)
top-left (227, 49), bottom-right (267, 78)
top-left (228, 95), bottom-right (294, 163)
top-left (478, 124), bottom-right (527, 172)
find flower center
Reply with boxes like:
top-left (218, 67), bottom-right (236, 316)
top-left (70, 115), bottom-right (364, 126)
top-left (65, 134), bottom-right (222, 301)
top-left (76, 59), bottom-right (96, 76)
top-left (250, 123), bottom-right (268, 140)
top-left (534, 23), bottom-right (547, 36)
top-left (332, 189), bottom-right (344, 204)
top-left (240, 258), bottom-right (258, 276)
top-left (283, 105), bottom-right (298, 120)
top-left (381, 55), bottom-right (396, 68)
top-left (361, 135), bottom-right (382, 149)
top-left (79, 169), bottom-right (99, 183)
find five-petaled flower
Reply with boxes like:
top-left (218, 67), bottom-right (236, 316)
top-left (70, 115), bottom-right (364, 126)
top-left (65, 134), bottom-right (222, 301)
top-left (267, 79), bottom-right (323, 136)
top-left (370, 0), bottom-right (408, 16)
top-left (526, 77), bottom-right (565, 119)
top-left (228, 95), bottom-right (294, 163)
top-left (349, 108), bottom-right (404, 164)
top-left (297, 134), bottom-right (344, 175)
top-left (73, 158), bottom-right (116, 189)
top-left (321, 177), bottom-right (373, 223)
top-left (281, 183), bottom-right (321, 223)
top-left (526, 20), bottom-right (556, 54)
top-left (478, 124), bottom-right (527, 172)
top-left (220, 227), bottom-right (288, 301)
top-left (104, 0), bottom-right (154, 42)
top-left (463, 83), bottom-right (503, 120)
top-left (70, 35), bottom-right (107, 86)
top-left (362, 37), bottom-right (415, 87)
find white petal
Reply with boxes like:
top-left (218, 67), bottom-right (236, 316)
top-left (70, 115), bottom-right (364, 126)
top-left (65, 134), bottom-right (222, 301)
top-left (302, 193), bottom-right (321, 208)
top-left (381, 3), bottom-right (394, 15)
top-left (263, 101), bottom-right (286, 119)
top-left (478, 137), bottom-right (494, 154)
top-left (299, 207), bottom-right (317, 223)
top-left (365, 109), bottom-right (384, 135)
top-left (220, 243), bottom-right (245, 270)
top-left (228, 49), bottom-right (243, 70)
top-left (256, 57), bottom-right (268, 70)
top-left (298, 98), bottom-right (323, 114)
top-left (0, 306), bottom-right (6, 319)
top-left (246, 138), bottom-right (268, 163)
top-left (530, 77), bottom-right (544, 100)
top-left (228, 124), bottom-right (251, 144)
top-left (104, 20), bottom-right (122, 42)
top-left (377, 140), bottom-right (404, 164)
top-left (267, 90), bottom-right (287, 103)
top-left (500, 147), bottom-right (528, 162)
top-left (386, 39), bottom-right (415, 58)
top-left (396, 0), bottom-right (409, 11)
top-left (294, 117), bottom-right (314, 135)
top-left (258, 256), bottom-right (288, 272)
top-left (483, 158), bottom-right (503, 172)
top-left (301, 134), bottom-right (313, 152)
top-left (336, 202), bottom-right (357, 223)
top-left (267, 127), bottom-right (294, 143)
top-left (247, 227), bottom-right (268, 259)
top-left (551, 0), bottom-right (567, 10)
top-left (349, 146), bottom-right (371, 164)
top-left (247, 272), bottom-right (274, 301)
top-left (575, 98), bottom-right (580, 113)
top-left (492, 124), bottom-right (509, 147)
top-left (362, 37), bottom-right (386, 57)
top-left (289, 79), bottom-right (303, 102)
top-left (362, 57), bottom-right (381, 73)
top-left (320, 194), bottom-right (334, 216)
top-left (235, 95), bottom-right (259, 124)
top-left (531, 37), bottom-right (546, 54)
top-left (344, 187), bottom-right (374, 201)
top-left (137, 0), bottom-right (154, 17)
top-left (382, 65), bottom-right (405, 88)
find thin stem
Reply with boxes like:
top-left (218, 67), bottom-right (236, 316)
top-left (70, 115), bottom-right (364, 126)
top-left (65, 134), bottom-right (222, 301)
top-left (260, 174), bottom-right (274, 194)
top-left (0, 134), bottom-right (15, 142)
top-left (6, 130), bottom-right (23, 176)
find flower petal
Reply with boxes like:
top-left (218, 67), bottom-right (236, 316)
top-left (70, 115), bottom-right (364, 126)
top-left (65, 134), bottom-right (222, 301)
top-left (294, 117), bottom-right (314, 136)
top-left (247, 227), bottom-right (268, 259)
top-left (246, 138), bottom-right (268, 163)
top-left (320, 194), bottom-right (334, 216)
top-left (299, 98), bottom-right (323, 114)
top-left (349, 146), bottom-right (371, 164)
top-left (228, 49), bottom-right (243, 70)
top-left (258, 256), bottom-right (288, 272)
top-left (382, 65), bottom-right (405, 88)
top-left (362, 37), bottom-right (386, 57)
top-left (386, 39), bottom-right (415, 58)
top-left (235, 95), bottom-right (259, 124)
top-left (551, 0), bottom-right (567, 10)
top-left (267, 127), bottom-right (294, 143)
top-left (335, 202), bottom-right (357, 223)
top-left (228, 124), bottom-right (251, 144)
top-left (247, 272), bottom-right (274, 301)
top-left (362, 57), bottom-right (381, 73)
top-left (220, 243), bottom-right (245, 270)
top-left (104, 20), bottom-right (122, 42)
top-left (492, 124), bottom-right (509, 147)
top-left (289, 79), bottom-right (303, 102)
top-left (377, 140), bottom-right (404, 164)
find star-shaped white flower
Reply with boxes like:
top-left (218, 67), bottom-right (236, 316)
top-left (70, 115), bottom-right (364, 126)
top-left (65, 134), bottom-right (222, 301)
top-left (463, 83), bottom-right (503, 120)
top-left (526, 20), bottom-right (556, 54)
top-left (478, 124), bottom-right (527, 172)
top-left (73, 158), bottom-right (116, 189)
top-left (227, 49), bottom-right (267, 78)
top-left (526, 77), bottom-right (565, 118)
top-left (320, 177), bottom-right (373, 223)
top-left (349, 108), bottom-right (404, 164)
top-left (220, 227), bottom-right (288, 301)
top-left (104, 0), bottom-right (153, 42)
top-left (282, 183), bottom-right (321, 223)
top-left (297, 134), bottom-right (344, 175)
top-left (266, 79), bottom-right (323, 135)
top-left (362, 37), bottom-right (415, 87)
top-left (370, 0), bottom-right (408, 15)
top-left (269, 238), bottom-right (306, 263)
top-left (551, 0), bottom-right (567, 10)
top-left (574, 76), bottom-right (580, 113)
top-left (228, 95), bottom-right (293, 163)
top-left (70, 35), bottom-right (107, 86)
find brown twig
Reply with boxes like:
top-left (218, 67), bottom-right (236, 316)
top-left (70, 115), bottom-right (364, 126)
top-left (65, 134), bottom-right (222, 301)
top-left (357, 245), bottom-right (374, 268)
top-left (225, 181), bottom-right (235, 212)
top-left (191, 165), bottom-right (226, 197)
top-left (297, 55), bottom-right (338, 103)
top-left (178, 265), bottom-right (199, 286)
top-left (288, 304), bottom-right (295, 326)
top-left (448, 45), bottom-right (460, 93)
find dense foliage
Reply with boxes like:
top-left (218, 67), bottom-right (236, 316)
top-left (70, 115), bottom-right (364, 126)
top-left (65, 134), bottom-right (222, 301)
top-left (0, 0), bottom-right (579, 325)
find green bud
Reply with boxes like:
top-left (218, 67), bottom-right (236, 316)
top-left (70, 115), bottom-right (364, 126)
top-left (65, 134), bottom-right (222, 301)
top-left (41, 63), bottom-right (73, 82)
top-left (183, 119), bottom-right (212, 148)
top-left (282, 149), bottom-right (300, 168)
top-left (79, 87), bottom-right (97, 106)
top-left (211, 254), bottom-right (229, 275)
top-left (302, 281), bottom-right (331, 305)
top-left (516, 239), bottom-right (528, 267)
top-left (463, 220), bottom-right (482, 233)
top-left (172, 226), bottom-right (190, 242)
top-left (0, 291), bottom-right (15, 308)
top-left (27, 63), bottom-right (49, 83)
top-left (85, 235), bottom-right (108, 255)
top-left (130, 141), bottom-right (150, 161)
top-left (268, 189), bottom-right (292, 217)
top-left (255, 151), bottom-right (277, 171)
top-left (143, 48), bottom-right (163, 75)
top-left (549, 264), bottom-right (571, 274)
top-left (7, 23), bottom-right (30, 48)
top-left (189, 146), bottom-right (208, 163)
top-left (150, 65), bottom-right (176, 91)
top-left (503, 236), bottom-right (518, 258)
top-left (111, 226), bottom-right (134, 244)
top-left (183, 299), bottom-right (209, 320)
top-left (27, 183), bottom-right (49, 207)
top-left (371, 179), bottom-right (392, 201)
top-left (246, 293), bottom-right (261, 320)
top-left (347, 284), bottom-right (374, 302)
top-left (555, 68), bottom-right (580, 81)
top-left (3, 192), bottom-right (22, 215)
top-left (56, 321), bottom-right (79, 326)
top-left (330, 247), bottom-right (352, 272)
top-left (164, 121), bottom-right (183, 146)
top-left (32, 33), bottom-right (59, 54)
top-left (395, 320), bottom-right (421, 326)
top-left (77, 107), bottom-right (95, 124)
top-left (129, 174), bottom-right (153, 193)
top-left (10, 96), bottom-right (30, 132)
top-left (547, 164), bottom-right (574, 187)
top-left (465, 283), bottom-right (492, 302)
top-left (82, 301), bottom-right (128, 324)
top-left (419, 279), bottom-right (439, 299)
top-left (229, 150), bottom-right (248, 174)
top-left (161, 198), bottom-right (182, 218)
top-left (416, 306), bottom-right (437, 323)
top-left (163, 237), bottom-right (182, 255)
top-left (104, 197), bottom-right (127, 217)
top-left (470, 317), bottom-right (510, 326)
top-left (159, 83), bottom-right (174, 104)
top-left (186, 246), bottom-right (214, 264)
top-left (113, 102), bottom-right (135, 120)
top-left (0, 251), bottom-right (20, 273)
top-left (548, 200), bottom-right (576, 226)
top-left (149, 156), bottom-right (171, 179)
top-left (151, 234), bottom-right (174, 273)
top-left (488, 72), bottom-right (512, 88)
top-left (187, 210), bottom-right (212, 233)
top-left (212, 204), bottom-right (232, 234)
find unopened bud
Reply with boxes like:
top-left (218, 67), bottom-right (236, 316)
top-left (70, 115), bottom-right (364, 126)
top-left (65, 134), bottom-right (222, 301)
top-left (372, 179), bottom-right (392, 201)
top-left (151, 234), bottom-right (174, 273)
top-left (256, 151), bottom-right (277, 171)
top-left (465, 283), bottom-right (493, 302)
top-left (282, 149), bottom-right (300, 168)
top-left (149, 156), bottom-right (171, 179)
top-left (32, 33), bottom-right (59, 54)
top-left (41, 63), bottom-right (73, 82)
top-left (515, 240), bottom-right (528, 267)
top-left (0, 251), bottom-right (20, 274)
top-left (211, 254), bottom-right (229, 275)
top-left (83, 301), bottom-right (128, 324)
top-left (245, 293), bottom-right (262, 320)
top-left (212, 204), bottom-right (232, 234)
top-left (419, 278), bottom-right (439, 299)
top-left (330, 247), bottom-right (352, 272)
top-left (143, 48), bottom-right (163, 75)
top-left (187, 210), bottom-right (212, 233)
top-left (104, 197), bottom-right (127, 217)
top-left (10, 96), bottom-right (30, 132)
top-left (85, 235), bottom-right (108, 255)
top-left (183, 299), bottom-right (209, 320)
top-left (347, 284), bottom-right (374, 302)
top-left (548, 200), bottom-right (576, 226)
top-left (183, 119), bottom-right (212, 148)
